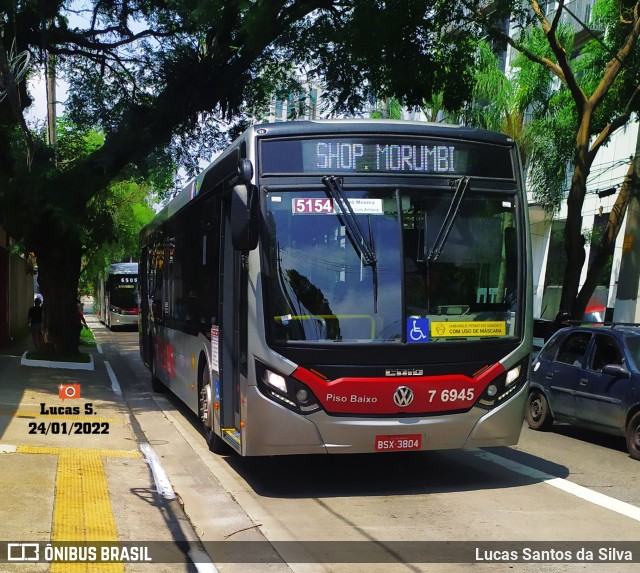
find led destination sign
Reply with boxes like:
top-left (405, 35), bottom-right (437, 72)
top-left (261, 138), bottom-right (514, 178)
top-left (316, 142), bottom-right (455, 172)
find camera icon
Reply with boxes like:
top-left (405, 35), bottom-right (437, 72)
top-left (59, 383), bottom-right (81, 400)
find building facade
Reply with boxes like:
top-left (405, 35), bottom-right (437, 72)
top-left (0, 225), bottom-right (34, 345)
top-left (529, 123), bottom-right (640, 322)
top-left (513, 0), bottom-right (640, 323)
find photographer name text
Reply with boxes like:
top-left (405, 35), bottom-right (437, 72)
top-left (476, 546), bottom-right (633, 562)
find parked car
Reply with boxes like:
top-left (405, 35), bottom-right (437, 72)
top-left (526, 324), bottom-right (640, 460)
top-left (532, 307), bottom-right (607, 347)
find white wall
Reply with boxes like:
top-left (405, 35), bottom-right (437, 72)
top-left (529, 121), bottom-right (639, 319)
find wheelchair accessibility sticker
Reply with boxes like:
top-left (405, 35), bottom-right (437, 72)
top-left (407, 318), bottom-right (430, 342)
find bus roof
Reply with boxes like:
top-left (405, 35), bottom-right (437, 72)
top-left (248, 119), bottom-right (514, 146)
top-left (109, 262), bottom-right (138, 275)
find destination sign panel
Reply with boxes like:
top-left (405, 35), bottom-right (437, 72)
top-left (291, 197), bottom-right (383, 215)
top-left (261, 138), bottom-right (514, 179)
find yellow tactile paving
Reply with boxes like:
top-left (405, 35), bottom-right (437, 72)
top-left (16, 446), bottom-right (140, 457)
top-left (14, 446), bottom-right (142, 572)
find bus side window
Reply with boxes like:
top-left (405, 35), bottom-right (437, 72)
top-left (201, 197), bottom-right (221, 326)
top-left (150, 231), bottom-right (165, 320)
top-left (173, 205), bottom-right (199, 323)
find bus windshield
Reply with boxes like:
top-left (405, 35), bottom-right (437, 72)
top-left (265, 186), bottom-right (519, 344)
top-left (111, 282), bottom-right (138, 309)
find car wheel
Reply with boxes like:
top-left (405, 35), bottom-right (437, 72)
top-left (526, 389), bottom-right (554, 431)
top-left (199, 363), bottom-right (228, 454)
top-left (625, 412), bottom-right (640, 461)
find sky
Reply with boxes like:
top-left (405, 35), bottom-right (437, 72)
top-left (26, 72), bottom-right (66, 127)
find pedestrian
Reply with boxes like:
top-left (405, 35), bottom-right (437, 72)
top-left (76, 299), bottom-right (89, 346)
top-left (27, 297), bottom-right (44, 351)
top-left (554, 310), bottom-right (571, 327)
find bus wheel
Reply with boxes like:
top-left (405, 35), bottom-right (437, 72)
top-left (525, 389), bottom-right (553, 431)
top-left (625, 412), bottom-right (640, 461)
top-left (199, 365), bottom-right (227, 454)
top-left (150, 347), bottom-right (165, 393)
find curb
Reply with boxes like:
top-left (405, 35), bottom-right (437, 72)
top-left (20, 351), bottom-right (95, 371)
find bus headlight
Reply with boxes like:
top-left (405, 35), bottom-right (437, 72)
top-left (255, 360), bottom-right (322, 414)
top-left (505, 365), bottom-right (521, 386)
top-left (477, 360), bottom-right (528, 409)
top-left (264, 370), bottom-right (288, 394)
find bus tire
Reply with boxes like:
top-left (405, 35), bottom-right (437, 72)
top-left (199, 361), bottom-right (228, 454)
top-left (625, 411), bottom-right (640, 461)
top-left (150, 345), bottom-right (165, 393)
top-left (525, 389), bottom-right (553, 431)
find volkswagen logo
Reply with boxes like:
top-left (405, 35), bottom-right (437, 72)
top-left (393, 386), bottom-right (414, 407)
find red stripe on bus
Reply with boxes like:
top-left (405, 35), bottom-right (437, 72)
top-left (292, 363), bottom-right (505, 414)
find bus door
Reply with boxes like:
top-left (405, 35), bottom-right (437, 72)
top-left (218, 200), bottom-right (246, 451)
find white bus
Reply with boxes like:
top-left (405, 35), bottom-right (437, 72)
top-left (98, 262), bottom-right (139, 329)
top-left (139, 120), bottom-right (533, 456)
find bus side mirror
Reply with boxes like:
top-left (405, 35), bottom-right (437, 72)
top-left (231, 184), bottom-right (260, 251)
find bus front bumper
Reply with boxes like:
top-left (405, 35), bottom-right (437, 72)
top-left (243, 383), bottom-right (527, 456)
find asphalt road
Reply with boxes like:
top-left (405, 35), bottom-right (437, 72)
top-left (93, 319), bottom-right (640, 573)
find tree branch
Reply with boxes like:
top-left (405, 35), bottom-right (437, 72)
top-left (531, 0), bottom-right (588, 117)
top-left (589, 83), bottom-right (640, 163)
top-left (0, 43), bottom-right (34, 165)
top-left (589, 3), bottom-right (640, 106)
top-left (461, 1), bottom-right (567, 82)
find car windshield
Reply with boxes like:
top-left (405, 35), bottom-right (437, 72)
top-left (264, 186), bottom-right (520, 344)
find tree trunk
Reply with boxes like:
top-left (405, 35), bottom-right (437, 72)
top-left (574, 239), bottom-right (613, 317)
top-left (36, 237), bottom-right (83, 355)
top-left (560, 164), bottom-right (588, 319)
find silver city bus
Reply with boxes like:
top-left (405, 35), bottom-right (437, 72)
top-left (139, 120), bottom-right (533, 456)
top-left (98, 262), bottom-right (139, 329)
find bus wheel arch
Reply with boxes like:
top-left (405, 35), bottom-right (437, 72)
top-left (198, 354), bottom-right (228, 454)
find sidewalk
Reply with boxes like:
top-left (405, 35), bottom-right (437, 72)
top-left (0, 328), bottom-right (200, 572)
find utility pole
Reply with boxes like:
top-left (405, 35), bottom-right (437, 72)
top-left (45, 51), bottom-right (56, 150)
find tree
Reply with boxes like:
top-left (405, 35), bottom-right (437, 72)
top-left (1, 0), bottom-right (491, 354)
top-left (453, 36), bottom-right (575, 206)
top-left (370, 97), bottom-right (404, 119)
top-left (463, 0), bottom-right (640, 319)
top-left (79, 179), bottom-right (157, 297)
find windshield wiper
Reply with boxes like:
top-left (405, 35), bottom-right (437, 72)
top-left (322, 176), bottom-right (377, 267)
top-left (426, 176), bottom-right (470, 263)
top-left (322, 176), bottom-right (378, 312)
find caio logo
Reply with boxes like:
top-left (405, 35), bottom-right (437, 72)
top-left (59, 383), bottom-right (81, 400)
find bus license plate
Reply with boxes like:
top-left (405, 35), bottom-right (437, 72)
top-left (375, 434), bottom-right (422, 451)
